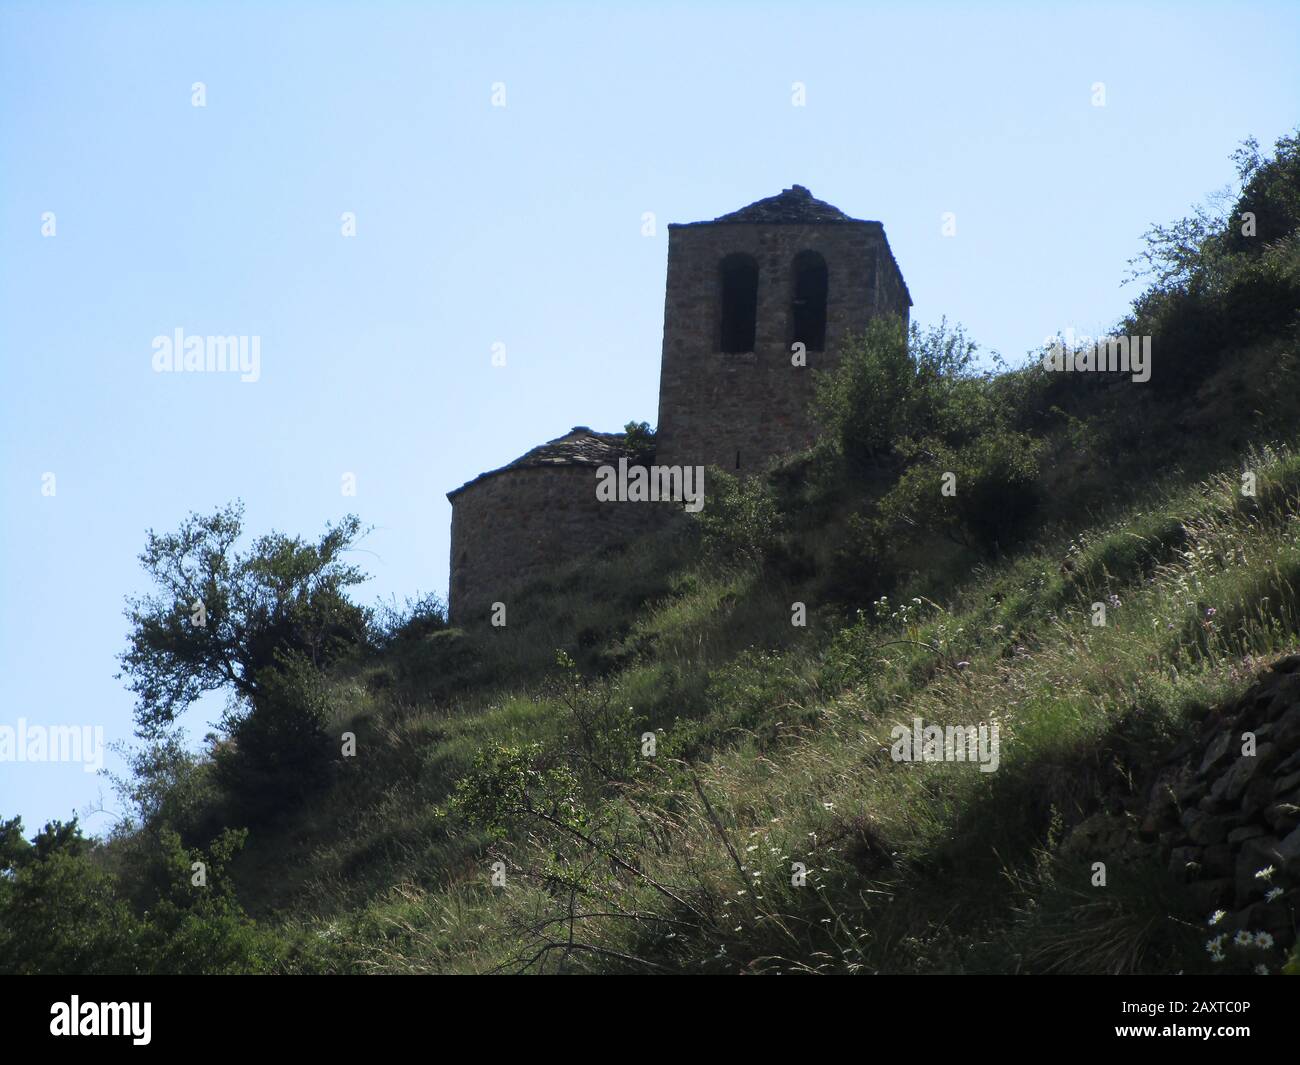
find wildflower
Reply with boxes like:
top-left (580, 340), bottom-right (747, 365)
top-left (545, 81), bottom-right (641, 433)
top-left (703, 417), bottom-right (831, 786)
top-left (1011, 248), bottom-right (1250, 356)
top-left (1206, 935), bottom-right (1226, 963)
top-left (1265, 887), bottom-right (1284, 902)
top-left (1255, 865), bottom-right (1275, 881)
top-left (1205, 607), bottom-right (1217, 618)
top-left (1234, 930), bottom-right (1254, 947)
top-left (1107, 594), bottom-right (1121, 609)
top-left (1208, 910), bottom-right (1227, 926)
top-left (1255, 964), bottom-right (1269, 975)
top-left (1255, 932), bottom-right (1275, 949)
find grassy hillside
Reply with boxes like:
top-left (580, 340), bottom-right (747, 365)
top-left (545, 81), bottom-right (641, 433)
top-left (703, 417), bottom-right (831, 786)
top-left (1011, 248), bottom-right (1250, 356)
top-left (4, 131), bottom-right (1300, 975)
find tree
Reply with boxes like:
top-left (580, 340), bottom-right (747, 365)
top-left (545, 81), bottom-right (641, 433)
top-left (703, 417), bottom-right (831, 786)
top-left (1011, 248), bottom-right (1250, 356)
top-left (118, 503), bottom-right (369, 737)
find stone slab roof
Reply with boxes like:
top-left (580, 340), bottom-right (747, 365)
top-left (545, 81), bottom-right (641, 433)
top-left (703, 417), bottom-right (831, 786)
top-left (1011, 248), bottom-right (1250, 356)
top-left (683, 185), bottom-right (871, 226)
top-left (447, 426), bottom-right (631, 499)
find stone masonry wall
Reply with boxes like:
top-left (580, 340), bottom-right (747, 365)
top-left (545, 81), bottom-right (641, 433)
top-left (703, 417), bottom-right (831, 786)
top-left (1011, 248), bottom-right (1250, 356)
top-left (1063, 654), bottom-right (1300, 957)
top-left (448, 464), bottom-right (674, 624)
top-left (654, 221), bottom-right (911, 473)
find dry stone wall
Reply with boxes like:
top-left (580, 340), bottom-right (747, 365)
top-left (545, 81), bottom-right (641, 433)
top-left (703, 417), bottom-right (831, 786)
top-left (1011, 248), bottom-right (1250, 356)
top-left (1065, 654), bottom-right (1300, 958)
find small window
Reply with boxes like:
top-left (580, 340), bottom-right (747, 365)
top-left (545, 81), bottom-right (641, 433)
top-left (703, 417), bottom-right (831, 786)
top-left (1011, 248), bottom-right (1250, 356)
top-left (719, 253), bottom-right (758, 353)
top-left (791, 250), bottom-right (828, 351)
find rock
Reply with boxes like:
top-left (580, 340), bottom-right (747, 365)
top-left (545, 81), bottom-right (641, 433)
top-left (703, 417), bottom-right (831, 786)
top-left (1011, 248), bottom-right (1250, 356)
top-left (1263, 802), bottom-right (1300, 835)
top-left (1279, 824), bottom-right (1300, 875)
top-left (1278, 748), bottom-right (1300, 775)
top-left (1227, 824), bottom-right (1267, 845)
top-left (1187, 878), bottom-right (1235, 913)
top-left (1199, 730), bottom-right (1235, 777)
top-left (1275, 707), bottom-right (1300, 753)
top-left (1276, 769), bottom-right (1300, 797)
top-left (1183, 809), bottom-right (1239, 845)
top-left (1270, 654), bottom-right (1300, 674)
top-left (1241, 774), bottom-right (1276, 818)
top-left (1169, 845), bottom-right (1203, 882)
top-left (1221, 742), bottom-right (1280, 802)
top-left (1268, 671), bottom-right (1300, 706)
top-left (1203, 843), bottom-right (1234, 878)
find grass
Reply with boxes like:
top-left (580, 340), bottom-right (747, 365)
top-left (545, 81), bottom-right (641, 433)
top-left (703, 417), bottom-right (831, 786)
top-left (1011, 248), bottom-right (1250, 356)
top-left (211, 430), bottom-right (1300, 974)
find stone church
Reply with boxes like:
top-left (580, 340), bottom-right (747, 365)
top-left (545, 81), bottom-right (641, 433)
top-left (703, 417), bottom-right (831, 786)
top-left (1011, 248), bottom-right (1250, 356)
top-left (446, 185), bottom-right (911, 622)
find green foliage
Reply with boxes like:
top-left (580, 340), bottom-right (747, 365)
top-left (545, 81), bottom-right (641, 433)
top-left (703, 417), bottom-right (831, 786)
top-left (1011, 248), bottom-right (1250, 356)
top-left (881, 429), bottom-right (1042, 555)
top-left (0, 817), bottom-right (299, 974)
top-left (370, 592), bottom-right (448, 650)
top-left (214, 651), bottom-right (340, 816)
top-left (695, 467), bottom-right (781, 562)
top-left (548, 650), bottom-right (641, 784)
top-left (119, 502), bottom-right (370, 736)
top-left (813, 315), bottom-right (916, 467)
top-left (449, 743), bottom-right (585, 841)
top-left (1126, 128), bottom-right (1300, 394)
top-left (622, 420), bottom-right (657, 461)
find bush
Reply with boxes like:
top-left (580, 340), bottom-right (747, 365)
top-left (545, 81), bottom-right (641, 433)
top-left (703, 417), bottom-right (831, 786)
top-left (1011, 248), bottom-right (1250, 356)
top-left (214, 652), bottom-right (339, 818)
top-left (695, 467), bottom-right (781, 563)
top-left (813, 316), bottom-right (916, 469)
top-left (881, 429), bottom-right (1042, 556)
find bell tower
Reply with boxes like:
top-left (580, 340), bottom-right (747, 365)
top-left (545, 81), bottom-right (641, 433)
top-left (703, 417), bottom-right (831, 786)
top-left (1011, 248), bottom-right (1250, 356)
top-left (654, 185), bottom-right (911, 472)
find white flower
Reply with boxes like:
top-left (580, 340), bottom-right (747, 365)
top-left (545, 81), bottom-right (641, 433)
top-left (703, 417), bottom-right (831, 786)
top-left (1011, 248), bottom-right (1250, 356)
top-left (1208, 910), bottom-right (1227, 926)
top-left (1254, 932), bottom-right (1275, 949)
top-left (1234, 931), bottom-right (1254, 947)
top-left (1255, 865), bottom-right (1276, 880)
top-left (1265, 887), bottom-right (1284, 902)
top-left (1255, 964), bottom-right (1269, 975)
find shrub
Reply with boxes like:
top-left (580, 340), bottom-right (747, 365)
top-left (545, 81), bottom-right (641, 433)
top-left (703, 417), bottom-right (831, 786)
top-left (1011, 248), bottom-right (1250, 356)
top-left (695, 467), bottom-right (781, 563)
top-left (881, 429), bottom-right (1042, 556)
top-left (214, 652), bottom-right (339, 818)
top-left (813, 316), bottom-right (916, 468)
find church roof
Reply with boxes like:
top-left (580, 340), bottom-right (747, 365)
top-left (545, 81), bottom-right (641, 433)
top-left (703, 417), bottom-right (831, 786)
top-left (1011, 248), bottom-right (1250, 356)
top-left (447, 426), bottom-right (631, 499)
top-left (693, 185), bottom-right (866, 225)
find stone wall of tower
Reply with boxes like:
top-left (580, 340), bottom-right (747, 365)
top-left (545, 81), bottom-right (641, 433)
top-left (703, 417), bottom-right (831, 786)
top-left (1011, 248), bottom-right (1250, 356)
top-left (654, 221), bottom-right (910, 473)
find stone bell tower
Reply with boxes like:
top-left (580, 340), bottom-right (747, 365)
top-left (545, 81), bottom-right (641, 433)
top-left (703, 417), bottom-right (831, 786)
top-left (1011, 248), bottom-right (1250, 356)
top-left (654, 185), bottom-right (911, 473)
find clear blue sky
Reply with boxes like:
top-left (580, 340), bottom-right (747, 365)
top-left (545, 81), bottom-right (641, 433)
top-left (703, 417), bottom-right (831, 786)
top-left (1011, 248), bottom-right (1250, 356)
top-left (2, 1), bottom-right (1297, 836)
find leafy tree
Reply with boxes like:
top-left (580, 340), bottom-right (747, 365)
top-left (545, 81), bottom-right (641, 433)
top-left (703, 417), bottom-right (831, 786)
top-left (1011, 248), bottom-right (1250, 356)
top-left (623, 420), bottom-right (657, 462)
top-left (0, 817), bottom-right (143, 974)
top-left (813, 315), bottom-right (916, 468)
top-left (814, 316), bottom-right (991, 470)
top-left (118, 502), bottom-right (369, 737)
